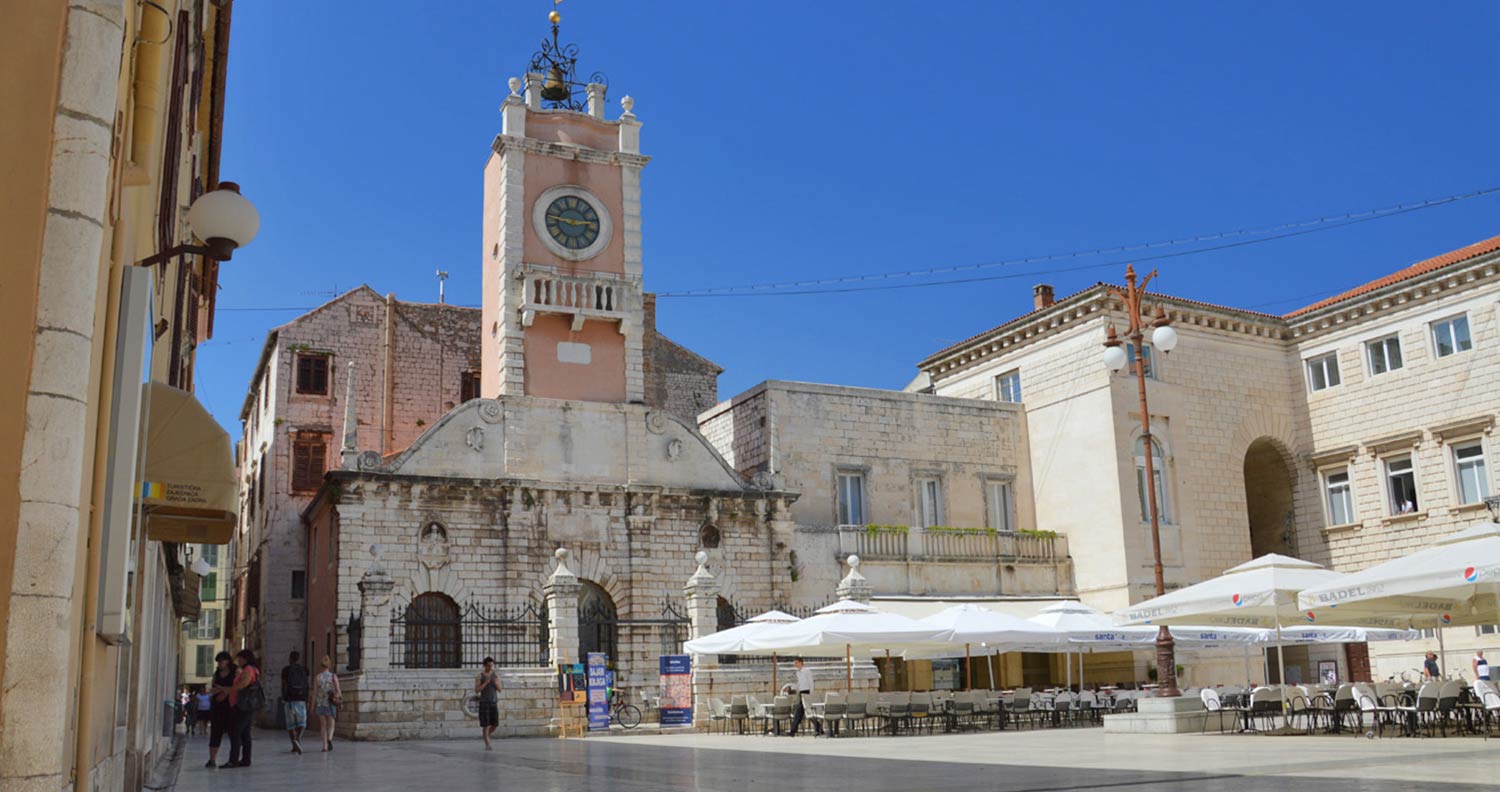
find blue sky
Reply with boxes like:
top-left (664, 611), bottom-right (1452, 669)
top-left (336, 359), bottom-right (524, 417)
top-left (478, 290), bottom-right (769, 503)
top-left (202, 0), bottom-right (1500, 432)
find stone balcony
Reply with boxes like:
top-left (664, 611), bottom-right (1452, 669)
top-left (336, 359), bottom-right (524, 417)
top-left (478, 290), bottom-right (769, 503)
top-left (519, 265), bottom-right (636, 331)
top-left (795, 525), bottom-right (1075, 598)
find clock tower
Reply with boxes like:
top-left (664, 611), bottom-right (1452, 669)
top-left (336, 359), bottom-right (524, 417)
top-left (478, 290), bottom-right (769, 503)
top-left (481, 17), bottom-right (646, 403)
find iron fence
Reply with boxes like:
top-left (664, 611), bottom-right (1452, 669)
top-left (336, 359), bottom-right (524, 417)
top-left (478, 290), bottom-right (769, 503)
top-left (389, 598), bottom-right (549, 669)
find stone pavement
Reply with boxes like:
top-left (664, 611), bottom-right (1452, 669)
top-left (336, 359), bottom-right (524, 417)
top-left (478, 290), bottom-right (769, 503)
top-left (172, 728), bottom-right (1499, 791)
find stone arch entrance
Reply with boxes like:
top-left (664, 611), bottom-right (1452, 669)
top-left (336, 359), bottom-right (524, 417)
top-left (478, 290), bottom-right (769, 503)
top-left (578, 579), bottom-right (619, 663)
top-left (1243, 437), bottom-right (1296, 557)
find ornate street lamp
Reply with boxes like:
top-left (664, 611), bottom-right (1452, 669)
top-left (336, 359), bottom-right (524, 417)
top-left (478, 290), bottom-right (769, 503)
top-left (1103, 264), bottom-right (1181, 697)
top-left (137, 182), bottom-right (260, 266)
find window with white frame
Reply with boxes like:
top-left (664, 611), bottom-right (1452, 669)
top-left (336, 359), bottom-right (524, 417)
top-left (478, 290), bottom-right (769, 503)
top-left (1419, 628), bottom-right (1436, 639)
top-left (836, 470), bottom-right (866, 526)
top-left (1366, 334), bottom-right (1403, 376)
top-left (985, 479), bottom-right (1014, 532)
top-left (1477, 624), bottom-right (1499, 636)
top-left (1453, 442), bottom-right (1490, 505)
top-left (1306, 352), bottom-right (1340, 392)
top-left (916, 477), bottom-right (943, 528)
top-left (1128, 345), bottom-right (1156, 380)
top-left (1134, 437), bottom-right (1171, 523)
top-left (1431, 314), bottom-right (1473, 358)
top-left (994, 370), bottom-right (1022, 403)
top-left (1323, 469), bottom-right (1355, 526)
top-left (1385, 455), bottom-right (1419, 514)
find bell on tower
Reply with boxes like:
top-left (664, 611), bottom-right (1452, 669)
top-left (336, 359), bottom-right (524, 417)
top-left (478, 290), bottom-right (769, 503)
top-left (528, 0), bottom-right (606, 112)
top-left (480, 2), bottom-right (647, 405)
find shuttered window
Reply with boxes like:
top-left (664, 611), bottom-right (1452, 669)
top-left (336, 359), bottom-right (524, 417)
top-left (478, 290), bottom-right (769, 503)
top-left (295, 354), bottom-right (330, 395)
top-left (291, 436), bottom-right (327, 493)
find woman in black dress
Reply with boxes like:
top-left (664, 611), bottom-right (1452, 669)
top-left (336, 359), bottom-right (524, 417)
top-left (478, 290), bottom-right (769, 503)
top-left (206, 652), bottom-right (236, 768)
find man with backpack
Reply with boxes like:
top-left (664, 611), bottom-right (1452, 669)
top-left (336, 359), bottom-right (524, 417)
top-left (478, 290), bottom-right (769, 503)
top-left (281, 651), bottom-right (310, 754)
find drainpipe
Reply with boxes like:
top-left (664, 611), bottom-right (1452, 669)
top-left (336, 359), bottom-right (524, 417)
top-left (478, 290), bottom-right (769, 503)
top-left (383, 294), bottom-right (395, 454)
top-left (124, 2), bottom-right (173, 186)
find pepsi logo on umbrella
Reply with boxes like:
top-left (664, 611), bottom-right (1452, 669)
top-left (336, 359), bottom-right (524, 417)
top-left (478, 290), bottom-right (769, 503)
top-left (1465, 566), bottom-right (1479, 582)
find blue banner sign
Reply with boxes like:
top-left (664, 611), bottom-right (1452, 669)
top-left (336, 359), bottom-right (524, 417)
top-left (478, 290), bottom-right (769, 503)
top-left (658, 654), bottom-right (692, 726)
top-left (586, 653), bottom-right (610, 731)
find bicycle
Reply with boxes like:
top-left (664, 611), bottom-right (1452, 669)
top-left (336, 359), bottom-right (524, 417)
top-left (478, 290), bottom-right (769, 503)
top-left (609, 688), bottom-right (641, 729)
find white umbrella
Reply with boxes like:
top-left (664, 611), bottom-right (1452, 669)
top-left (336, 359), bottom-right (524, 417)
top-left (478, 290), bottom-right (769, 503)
top-left (1029, 601), bottom-right (1158, 690)
top-left (916, 604), bottom-right (1065, 689)
top-left (1297, 521), bottom-right (1500, 675)
top-left (1116, 553), bottom-right (1360, 698)
top-left (744, 599), bottom-right (950, 691)
top-left (683, 609), bottom-right (801, 693)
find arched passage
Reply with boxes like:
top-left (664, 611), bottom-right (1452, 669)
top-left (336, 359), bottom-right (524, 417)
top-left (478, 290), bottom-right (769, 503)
top-left (403, 592), bottom-right (461, 668)
top-left (577, 579), bottom-right (619, 663)
top-left (1243, 437), bottom-right (1295, 557)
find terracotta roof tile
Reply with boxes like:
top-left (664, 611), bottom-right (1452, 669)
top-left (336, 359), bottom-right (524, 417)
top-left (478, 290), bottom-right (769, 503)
top-left (1284, 236), bottom-right (1500, 318)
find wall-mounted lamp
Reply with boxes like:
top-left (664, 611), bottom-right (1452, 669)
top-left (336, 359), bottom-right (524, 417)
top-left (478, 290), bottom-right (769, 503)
top-left (137, 182), bottom-right (260, 267)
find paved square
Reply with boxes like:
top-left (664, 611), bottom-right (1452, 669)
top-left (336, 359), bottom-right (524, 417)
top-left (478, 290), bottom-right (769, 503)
top-left (172, 728), bottom-right (1499, 791)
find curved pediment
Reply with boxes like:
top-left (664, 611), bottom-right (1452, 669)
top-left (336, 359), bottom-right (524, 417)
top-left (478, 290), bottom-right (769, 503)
top-left (366, 396), bottom-right (751, 491)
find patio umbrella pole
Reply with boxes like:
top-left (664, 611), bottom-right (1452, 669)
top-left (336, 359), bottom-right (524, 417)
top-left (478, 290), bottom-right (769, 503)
top-left (1242, 643), bottom-right (1252, 688)
top-left (1275, 623), bottom-right (1289, 722)
top-left (965, 643), bottom-right (972, 691)
top-left (1437, 626), bottom-right (1447, 678)
top-left (1065, 647), bottom-right (1071, 691)
top-left (772, 652), bottom-right (778, 693)
top-left (846, 644), bottom-right (852, 692)
top-left (885, 649), bottom-right (891, 693)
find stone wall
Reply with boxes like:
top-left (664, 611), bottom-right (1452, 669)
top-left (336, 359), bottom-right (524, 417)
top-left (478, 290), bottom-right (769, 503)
top-left (643, 293), bottom-right (722, 424)
top-left (336, 668), bottom-right (557, 740)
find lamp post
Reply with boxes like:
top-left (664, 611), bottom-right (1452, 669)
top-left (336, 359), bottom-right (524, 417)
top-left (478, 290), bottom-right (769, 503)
top-left (136, 182), bottom-right (260, 267)
top-left (1102, 264), bottom-right (1181, 697)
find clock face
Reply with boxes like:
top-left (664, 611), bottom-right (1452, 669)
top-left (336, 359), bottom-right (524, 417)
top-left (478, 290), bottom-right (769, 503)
top-left (543, 195), bottom-right (601, 251)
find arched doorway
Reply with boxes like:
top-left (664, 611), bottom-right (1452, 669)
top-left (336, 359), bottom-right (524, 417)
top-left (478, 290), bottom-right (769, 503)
top-left (1243, 438), bottom-right (1295, 557)
top-left (404, 592), bottom-right (461, 668)
top-left (578, 580), bottom-right (619, 663)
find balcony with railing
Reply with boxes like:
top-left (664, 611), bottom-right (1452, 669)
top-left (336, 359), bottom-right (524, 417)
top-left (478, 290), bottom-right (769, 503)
top-left (808, 525), bottom-right (1073, 597)
top-left (835, 526), bottom-right (1067, 564)
top-left (518, 266), bottom-right (633, 328)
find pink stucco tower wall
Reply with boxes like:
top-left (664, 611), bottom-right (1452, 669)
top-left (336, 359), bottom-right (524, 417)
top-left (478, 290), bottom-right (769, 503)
top-left (481, 75), bottom-right (647, 404)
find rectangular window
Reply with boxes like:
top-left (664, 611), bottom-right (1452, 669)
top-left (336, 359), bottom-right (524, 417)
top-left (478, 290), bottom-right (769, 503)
top-left (192, 610), bottom-right (219, 640)
top-left (199, 571), bottom-right (217, 602)
top-left (460, 371), bottom-right (481, 403)
top-left (1306, 353), bottom-right (1340, 392)
top-left (1477, 625), bottom-right (1499, 636)
top-left (1324, 469), bottom-right (1354, 526)
top-left (1128, 345), bottom-right (1156, 380)
top-left (1385, 455), bottom-right (1419, 514)
top-left (199, 543), bottom-right (218, 568)
top-left (1419, 628), bottom-right (1436, 639)
top-left (1366, 334), bottom-right (1403, 376)
top-left (985, 480), bottom-right (1014, 532)
top-left (295, 353), bottom-right (331, 395)
top-left (195, 645), bottom-right (216, 678)
top-left (291, 436), bottom-right (328, 493)
top-left (291, 569), bottom-right (307, 600)
top-left (1431, 315), bottom-right (1473, 358)
top-left (1454, 443), bottom-right (1491, 505)
top-left (994, 370), bottom-right (1022, 403)
top-left (836, 471), bottom-right (865, 526)
top-left (916, 477), bottom-right (943, 528)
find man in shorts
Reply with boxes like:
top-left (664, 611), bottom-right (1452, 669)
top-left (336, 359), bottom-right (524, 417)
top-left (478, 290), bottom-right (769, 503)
top-left (474, 656), bottom-right (501, 750)
top-left (281, 651), bottom-right (310, 753)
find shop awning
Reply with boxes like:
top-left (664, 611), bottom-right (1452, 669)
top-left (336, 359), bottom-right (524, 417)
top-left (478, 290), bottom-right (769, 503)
top-left (138, 382), bottom-right (236, 544)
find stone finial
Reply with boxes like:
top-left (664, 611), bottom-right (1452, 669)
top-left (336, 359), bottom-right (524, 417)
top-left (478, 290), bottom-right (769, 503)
top-left (835, 554), bottom-right (872, 603)
top-left (508, 76), bottom-right (522, 97)
top-left (586, 83), bottom-right (607, 119)
top-left (685, 550), bottom-right (716, 590)
top-left (620, 95), bottom-right (635, 116)
top-left (549, 547), bottom-right (576, 582)
top-left (340, 361), bottom-right (359, 469)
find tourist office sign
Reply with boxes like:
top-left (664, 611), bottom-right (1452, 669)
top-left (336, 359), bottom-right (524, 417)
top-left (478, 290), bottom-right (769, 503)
top-left (659, 654), bottom-right (692, 726)
top-left (586, 652), bottom-right (610, 731)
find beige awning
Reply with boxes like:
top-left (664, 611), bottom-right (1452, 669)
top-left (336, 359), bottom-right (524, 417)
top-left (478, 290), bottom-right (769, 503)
top-left (139, 382), bottom-right (236, 544)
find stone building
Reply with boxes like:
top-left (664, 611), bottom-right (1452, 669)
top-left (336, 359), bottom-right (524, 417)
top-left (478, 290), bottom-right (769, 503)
top-left (914, 236), bottom-right (1500, 683)
top-left (1, 2), bottom-right (242, 789)
top-left (230, 284), bottom-right (721, 706)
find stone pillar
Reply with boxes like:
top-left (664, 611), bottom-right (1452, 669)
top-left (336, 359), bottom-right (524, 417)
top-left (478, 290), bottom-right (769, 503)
top-left (501, 76), bottom-right (526, 136)
top-left (585, 82), bottom-right (606, 118)
top-left (357, 557), bottom-right (397, 670)
top-left (684, 551), bottom-right (720, 667)
top-left (544, 548), bottom-right (581, 666)
top-left (835, 555), bottom-right (872, 603)
top-left (340, 361), bottom-right (359, 469)
top-left (523, 71), bottom-right (543, 109)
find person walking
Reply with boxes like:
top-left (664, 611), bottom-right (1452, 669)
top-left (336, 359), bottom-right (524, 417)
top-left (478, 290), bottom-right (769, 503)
top-left (183, 688), bottom-right (198, 735)
top-left (1474, 649), bottom-right (1491, 682)
top-left (224, 650), bottom-right (263, 768)
top-left (281, 651), bottom-right (310, 754)
top-left (194, 687), bottom-right (211, 736)
top-left (474, 656), bottom-right (501, 750)
top-left (206, 652), bottom-right (236, 768)
top-left (787, 657), bottom-right (821, 737)
top-left (313, 655), bottom-right (342, 752)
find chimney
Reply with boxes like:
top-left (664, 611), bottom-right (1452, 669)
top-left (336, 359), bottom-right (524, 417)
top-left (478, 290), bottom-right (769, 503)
top-left (1033, 284), bottom-right (1055, 310)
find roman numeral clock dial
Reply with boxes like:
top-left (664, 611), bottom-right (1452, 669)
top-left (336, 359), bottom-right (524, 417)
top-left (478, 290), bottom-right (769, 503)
top-left (544, 195), bottom-right (600, 251)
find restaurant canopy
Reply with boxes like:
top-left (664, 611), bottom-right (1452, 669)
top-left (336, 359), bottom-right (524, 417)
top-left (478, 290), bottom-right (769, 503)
top-left (683, 610), bottom-right (800, 655)
top-left (139, 382), bottom-right (237, 544)
top-left (742, 599), bottom-right (949, 655)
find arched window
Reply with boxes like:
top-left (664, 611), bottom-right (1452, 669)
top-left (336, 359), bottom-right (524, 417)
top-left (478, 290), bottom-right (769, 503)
top-left (699, 524), bottom-right (721, 549)
top-left (1134, 437), bottom-right (1171, 523)
top-left (404, 592), bottom-right (461, 669)
top-left (577, 580), bottom-right (618, 663)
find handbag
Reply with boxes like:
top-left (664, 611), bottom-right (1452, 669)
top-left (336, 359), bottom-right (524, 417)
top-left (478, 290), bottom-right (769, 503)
top-left (238, 679), bottom-right (266, 712)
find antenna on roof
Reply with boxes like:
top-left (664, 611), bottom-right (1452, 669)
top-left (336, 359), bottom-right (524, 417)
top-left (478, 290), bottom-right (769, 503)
top-left (436, 270), bottom-right (449, 304)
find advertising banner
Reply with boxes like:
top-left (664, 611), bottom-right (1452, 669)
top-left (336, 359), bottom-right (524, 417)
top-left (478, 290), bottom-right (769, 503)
top-left (658, 654), bottom-right (692, 726)
top-left (586, 653), bottom-right (610, 731)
